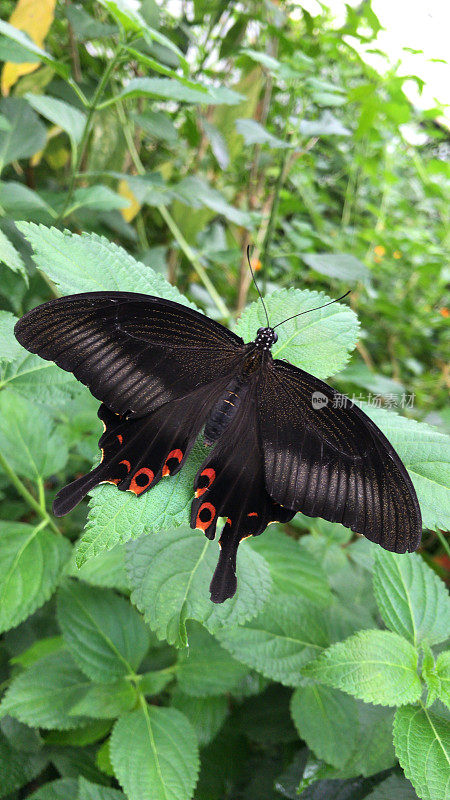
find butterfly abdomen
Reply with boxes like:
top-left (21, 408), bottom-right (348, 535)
top-left (204, 377), bottom-right (245, 446)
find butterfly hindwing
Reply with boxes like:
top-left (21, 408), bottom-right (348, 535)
top-left (14, 292), bottom-right (245, 418)
top-left (190, 378), bottom-right (294, 603)
top-left (257, 359), bottom-right (421, 553)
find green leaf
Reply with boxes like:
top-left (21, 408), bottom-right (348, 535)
top-left (176, 623), bottom-right (248, 697)
top-left (248, 528), bottom-right (332, 606)
top-left (301, 253), bottom-right (371, 285)
top-left (235, 288), bottom-right (359, 379)
top-left (341, 702), bottom-right (396, 777)
top-left (110, 705), bottom-right (199, 800)
top-left (302, 630), bottom-right (422, 706)
top-left (0, 98), bottom-right (46, 173)
top-left (57, 580), bottom-right (150, 682)
top-left (423, 650), bottom-right (450, 710)
top-left (78, 441), bottom-right (205, 568)
top-left (0, 182), bottom-right (56, 222)
top-left (126, 525), bottom-right (271, 648)
top-left (373, 550), bottom-right (450, 647)
top-left (0, 229), bottom-right (27, 281)
top-left (363, 406), bottom-right (450, 531)
top-left (0, 391), bottom-right (68, 480)
top-left (174, 176), bottom-right (253, 227)
top-left (0, 651), bottom-right (90, 729)
top-left (216, 595), bottom-right (329, 687)
top-left (25, 94), bottom-right (86, 145)
top-left (44, 719), bottom-right (111, 746)
top-left (0, 310), bottom-right (22, 362)
top-left (78, 776), bottom-right (126, 800)
top-left (11, 636), bottom-right (64, 668)
top-left (119, 77), bottom-right (242, 106)
top-left (235, 118), bottom-right (291, 148)
top-left (290, 685), bottom-right (360, 768)
top-left (28, 779), bottom-right (79, 800)
top-left (0, 727), bottom-right (46, 797)
top-left (0, 349), bottom-right (78, 411)
top-left (68, 543), bottom-right (129, 593)
top-left (299, 111), bottom-right (351, 136)
top-left (0, 21), bottom-right (66, 76)
top-left (365, 774), bottom-right (420, 799)
top-left (69, 680), bottom-right (137, 719)
top-left (16, 223), bottom-right (195, 303)
top-left (393, 705), bottom-right (450, 800)
top-left (170, 689), bottom-right (228, 747)
top-left (0, 522), bottom-right (70, 635)
top-left (133, 110), bottom-right (177, 142)
top-left (67, 186), bottom-right (130, 215)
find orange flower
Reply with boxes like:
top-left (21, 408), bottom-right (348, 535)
top-left (393, 250), bottom-right (402, 259)
top-left (374, 245), bottom-right (386, 257)
top-left (252, 258), bottom-right (262, 272)
top-left (439, 308), bottom-right (449, 318)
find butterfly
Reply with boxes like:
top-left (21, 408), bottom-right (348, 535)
top-left (14, 282), bottom-right (421, 603)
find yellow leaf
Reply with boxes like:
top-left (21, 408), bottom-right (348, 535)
top-left (2, 0), bottom-right (57, 96)
top-left (118, 179), bottom-right (141, 222)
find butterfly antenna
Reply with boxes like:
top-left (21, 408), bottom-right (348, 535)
top-left (273, 290), bottom-right (351, 330)
top-left (247, 245), bottom-right (270, 328)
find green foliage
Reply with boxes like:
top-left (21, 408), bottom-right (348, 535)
top-left (0, 2), bottom-right (449, 799)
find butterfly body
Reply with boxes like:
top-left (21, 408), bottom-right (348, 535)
top-left (14, 291), bottom-right (422, 603)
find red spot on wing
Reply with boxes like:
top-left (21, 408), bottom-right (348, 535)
top-left (130, 467), bottom-right (154, 495)
top-left (117, 434), bottom-right (123, 444)
top-left (196, 502), bottom-right (216, 532)
top-left (195, 467), bottom-right (216, 497)
top-left (248, 512), bottom-right (258, 517)
top-left (162, 448), bottom-right (183, 477)
top-left (120, 459), bottom-right (131, 472)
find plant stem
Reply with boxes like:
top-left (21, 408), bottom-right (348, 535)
top-left (56, 50), bottom-right (123, 225)
top-left (0, 450), bottom-right (60, 536)
top-left (115, 96), bottom-right (229, 319)
top-left (436, 529), bottom-right (450, 560)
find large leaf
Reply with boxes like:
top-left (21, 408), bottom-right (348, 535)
top-left (0, 522), bottom-right (70, 634)
top-left (174, 176), bottom-right (253, 227)
top-left (302, 630), bottom-right (422, 706)
top-left (290, 685), bottom-right (360, 769)
top-left (110, 705), bottom-right (199, 800)
top-left (0, 348), bottom-right (78, 410)
top-left (170, 689), bottom-right (228, 747)
top-left (365, 774), bottom-right (419, 799)
top-left (78, 777), bottom-right (126, 800)
top-left (25, 94), bottom-right (86, 145)
top-left (16, 223), bottom-right (196, 304)
top-left (0, 181), bottom-right (56, 222)
top-left (28, 779), bottom-right (80, 800)
top-left (235, 118), bottom-right (291, 148)
top-left (0, 651), bottom-right (90, 729)
top-left (373, 550), bottom-right (450, 647)
top-left (0, 310), bottom-right (22, 362)
top-left (0, 97), bottom-right (46, 172)
top-left (176, 623), bottom-right (248, 697)
top-left (119, 77), bottom-right (242, 106)
top-left (126, 526), bottom-right (271, 648)
top-left (0, 229), bottom-right (27, 281)
top-left (0, 391), bottom-right (68, 480)
top-left (363, 406), bottom-right (450, 531)
top-left (235, 288), bottom-right (359, 379)
top-left (393, 705), bottom-right (450, 800)
top-left (423, 650), bottom-right (450, 710)
top-left (57, 580), bottom-right (150, 682)
top-left (216, 595), bottom-right (330, 686)
top-left (301, 253), bottom-right (371, 285)
top-left (248, 528), bottom-right (332, 606)
top-left (69, 680), bottom-right (137, 719)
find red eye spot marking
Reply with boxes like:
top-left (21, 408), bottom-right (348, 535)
top-left (195, 467), bottom-right (216, 498)
top-left (117, 434), bottom-right (123, 444)
top-left (162, 448), bottom-right (183, 477)
top-left (248, 512), bottom-right (258, 517)
top-left (120, 459), bottom-right (131, 472)
top-left (130, 467), bottom-right (154, 495)
top-left (226, 518), bottom-right (232, 525)
top-left (196, 502), bottom-right (216, 531)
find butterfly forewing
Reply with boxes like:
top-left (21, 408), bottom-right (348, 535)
top-left (257, 359), bottom-right (421, 553)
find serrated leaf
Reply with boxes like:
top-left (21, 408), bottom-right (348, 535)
top-left (0, 310), bottom-right (23, 362)
top-left (0, 97), bottom-right (46, 171)
top-left (235, 288), bottom-right (359, 379)
top-left (373, 550), bottom-right (450, 647)
top-left (365, 773), bottom-right (420, 799)
top-left (0, 391), bottom-right (68, 480)
top-left (170, 689), bottom-right (228, 747)
top-left (0, 181), bottom-right (56, 222)
top-left (363, 405), bottom-right (450, 532)
top-left (28, 779), bottom-right (79, 800)
top-left (302, 630), bottom-right (422, 706)
top-left (77, 442), bottom-right (205, 567)
top-left (25, 94), bottom-right (86, 144)
top-left (78, 776), bottom-right (126, 800)
top-left (44, 719), bottom-right (111, 746)
top-left (0, 651), bottom-right (90, 729)
top-left (0, 229), bottom-right (27, 281)
top-left (0, 728), bottom-right (46, 797)
top-left (0, 522), bottom-right (70, 634)
top-left (110, 705), bottom-right (199, 800)
top-left (249, 528), bottom-right (332, 606)
top-left (341, 702), bottom-right (396, 777)
top-left (69, 680), bottom-right (137, 719)
top-left (16, 223), bottom-right (197, 304)
top-left (126, 526), bottom-right (271, 648)
top-left (176, 623), bottom-right (248, 697)
top-left (216, 595), bottom-right (330, 687)
top-left (423, 650), bottom-right (450, 710)
top-left (393, 705), bottom-right (450, 800)
top-left (57, 580), bottom-right (149, 682)
top-left (68, 543), bottom-right (129, 593)
top-left (0, 348), bottom-right (78, 410)
top-left (290, 685), bottom-right (360, 768)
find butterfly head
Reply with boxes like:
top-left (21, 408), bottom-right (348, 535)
top-left (255, 327), bottom-right (278, 350)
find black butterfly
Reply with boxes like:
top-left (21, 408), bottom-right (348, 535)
top-left (14, 287), bottom-right (421, 603)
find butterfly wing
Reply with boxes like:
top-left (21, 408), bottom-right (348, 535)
top-left (257, 359), bottom-right (421, 553)
top-left (14, 292), bottom-right (245, 417)
top-left (190, 377), bottom-right (294, 603)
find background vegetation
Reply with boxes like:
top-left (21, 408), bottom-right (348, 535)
top-left (0, 1), bottom-right (449, 799)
